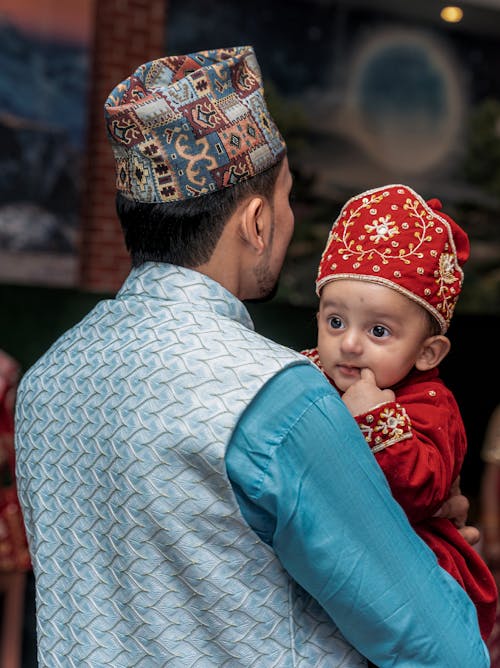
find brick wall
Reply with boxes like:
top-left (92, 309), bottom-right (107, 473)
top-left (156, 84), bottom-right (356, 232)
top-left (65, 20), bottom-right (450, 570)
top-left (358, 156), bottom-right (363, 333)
top-left (79, 0), bottom-right (167, 292)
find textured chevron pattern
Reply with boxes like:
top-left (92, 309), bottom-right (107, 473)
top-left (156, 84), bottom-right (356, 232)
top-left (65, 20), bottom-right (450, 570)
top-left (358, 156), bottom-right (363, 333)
top-left (15, 263), bottom-right (366, 667)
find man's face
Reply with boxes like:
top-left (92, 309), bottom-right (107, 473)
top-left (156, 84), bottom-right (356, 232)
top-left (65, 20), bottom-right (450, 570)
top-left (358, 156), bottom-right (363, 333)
top-left (252, 157), bottom-right (295, 302)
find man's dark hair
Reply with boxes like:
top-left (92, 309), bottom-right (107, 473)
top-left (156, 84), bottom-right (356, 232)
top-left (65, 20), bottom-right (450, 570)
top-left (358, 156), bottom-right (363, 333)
top-left (116, 159), bottom-right (283, 268)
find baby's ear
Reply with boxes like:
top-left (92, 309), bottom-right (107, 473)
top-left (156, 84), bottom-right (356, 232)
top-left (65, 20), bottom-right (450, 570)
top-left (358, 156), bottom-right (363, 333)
top-left (415, 335), bottom-right (451, 371)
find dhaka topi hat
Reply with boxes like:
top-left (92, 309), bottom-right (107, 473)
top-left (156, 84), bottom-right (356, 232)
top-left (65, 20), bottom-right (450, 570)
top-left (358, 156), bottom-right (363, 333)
top-left (316, 184), bottom-right (470, 333)
top-left (104, 45), bottom-right (286, 203)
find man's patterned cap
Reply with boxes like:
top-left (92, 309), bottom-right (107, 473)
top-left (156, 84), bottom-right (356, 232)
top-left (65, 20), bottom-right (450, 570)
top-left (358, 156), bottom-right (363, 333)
top-left (316, 184), bottom-right (470, 333)
top-left (104, 46), bottom-right (286, 203)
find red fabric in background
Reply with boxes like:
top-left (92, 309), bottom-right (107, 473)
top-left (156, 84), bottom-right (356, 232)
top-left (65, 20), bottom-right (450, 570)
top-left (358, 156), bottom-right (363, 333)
top-left (0, 353), bottom-right (30, 572)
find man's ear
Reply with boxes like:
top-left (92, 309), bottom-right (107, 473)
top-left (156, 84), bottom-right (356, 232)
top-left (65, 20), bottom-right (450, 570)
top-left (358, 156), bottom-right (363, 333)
top-left (238, 195), bottom-right (269, 255)
top-left (415, 335), bottom-right (451, 371)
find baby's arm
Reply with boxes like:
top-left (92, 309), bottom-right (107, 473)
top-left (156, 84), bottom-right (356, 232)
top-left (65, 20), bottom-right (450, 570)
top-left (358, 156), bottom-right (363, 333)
top-left (342, 368), bottom-right (395, 415)
top-left (344, 371), bottom-right (462, 523)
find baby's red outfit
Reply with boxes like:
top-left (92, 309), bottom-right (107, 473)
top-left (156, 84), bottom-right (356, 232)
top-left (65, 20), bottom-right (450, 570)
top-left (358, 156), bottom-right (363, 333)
top-left (303, 347), bottom-right (497, 640)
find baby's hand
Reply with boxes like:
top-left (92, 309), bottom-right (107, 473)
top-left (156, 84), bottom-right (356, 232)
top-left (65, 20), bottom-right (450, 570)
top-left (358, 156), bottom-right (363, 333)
top-left (342, 368), bottom-right (395, 417)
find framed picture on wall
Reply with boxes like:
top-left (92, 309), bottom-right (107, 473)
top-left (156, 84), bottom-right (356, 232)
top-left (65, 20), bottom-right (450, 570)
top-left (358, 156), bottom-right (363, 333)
top-left (0, 0), bottom-right (95, 287)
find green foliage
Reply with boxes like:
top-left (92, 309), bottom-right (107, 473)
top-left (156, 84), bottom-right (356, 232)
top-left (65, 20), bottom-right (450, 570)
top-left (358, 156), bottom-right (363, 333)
top-left (464, 98), bottom-right (500, 199)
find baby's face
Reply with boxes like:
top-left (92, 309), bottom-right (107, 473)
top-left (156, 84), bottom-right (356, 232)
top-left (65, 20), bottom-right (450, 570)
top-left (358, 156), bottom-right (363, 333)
top-left (316, 279), bottom-right (431, 392)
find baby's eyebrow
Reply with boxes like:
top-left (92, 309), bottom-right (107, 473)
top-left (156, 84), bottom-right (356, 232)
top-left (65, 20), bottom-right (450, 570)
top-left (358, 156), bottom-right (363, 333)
top-left (320, 299), bottom-right (344, 309)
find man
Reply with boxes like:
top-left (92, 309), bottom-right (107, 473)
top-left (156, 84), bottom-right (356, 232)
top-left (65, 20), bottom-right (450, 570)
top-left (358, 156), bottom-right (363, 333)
top-left (15, 46), bottom-right (488, 667)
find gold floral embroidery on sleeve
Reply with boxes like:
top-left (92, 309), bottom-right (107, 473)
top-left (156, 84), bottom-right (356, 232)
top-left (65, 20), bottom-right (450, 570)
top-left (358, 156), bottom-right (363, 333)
top-left (356, 403), bottom-right (412, 454)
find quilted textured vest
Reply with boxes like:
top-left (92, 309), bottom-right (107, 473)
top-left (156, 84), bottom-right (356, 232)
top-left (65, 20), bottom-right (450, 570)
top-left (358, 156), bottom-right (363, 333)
top-left (15, 263), bottom-right (366, 667)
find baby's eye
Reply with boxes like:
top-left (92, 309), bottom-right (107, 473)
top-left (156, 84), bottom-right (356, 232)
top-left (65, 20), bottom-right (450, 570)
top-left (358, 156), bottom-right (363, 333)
top-left (371, 325), bottom-right (390, 338)
top-left (328, 316), bottom-right (343, 330)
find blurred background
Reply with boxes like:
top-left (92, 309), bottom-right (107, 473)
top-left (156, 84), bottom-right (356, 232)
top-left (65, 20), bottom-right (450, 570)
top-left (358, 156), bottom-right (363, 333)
top-left (0, 1), bottom-right (499, 663)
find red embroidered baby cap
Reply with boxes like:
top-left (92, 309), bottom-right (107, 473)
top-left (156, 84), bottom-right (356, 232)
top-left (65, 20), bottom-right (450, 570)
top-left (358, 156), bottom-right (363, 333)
top-left (315, 184), bottom-right (470, 333)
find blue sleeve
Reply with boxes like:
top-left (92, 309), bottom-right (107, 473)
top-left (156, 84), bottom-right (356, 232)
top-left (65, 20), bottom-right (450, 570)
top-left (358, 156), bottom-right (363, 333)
top-left (226, 363), bottom-right (489, 668)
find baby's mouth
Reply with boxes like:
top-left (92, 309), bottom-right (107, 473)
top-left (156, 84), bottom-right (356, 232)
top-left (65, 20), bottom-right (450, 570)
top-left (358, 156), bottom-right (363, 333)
top-left (337, 364), bottom-right (361, 377)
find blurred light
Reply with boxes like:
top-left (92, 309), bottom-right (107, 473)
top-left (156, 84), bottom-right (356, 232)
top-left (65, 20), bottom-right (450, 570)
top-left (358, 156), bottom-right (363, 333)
top-left (440, 6), bottom-right (464, 23)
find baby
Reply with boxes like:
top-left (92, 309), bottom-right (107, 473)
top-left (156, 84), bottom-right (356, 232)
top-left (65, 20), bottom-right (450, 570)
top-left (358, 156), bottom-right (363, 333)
top-left (302, 184), bottom-right (497, 639)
